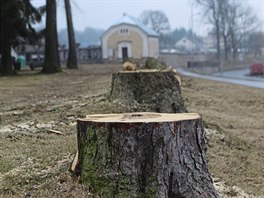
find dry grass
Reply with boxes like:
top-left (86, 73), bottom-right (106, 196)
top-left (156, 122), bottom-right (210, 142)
top-left (181, 76), bottom-right (264, 195)
top-left (0, 64), bottom-right (263, 197)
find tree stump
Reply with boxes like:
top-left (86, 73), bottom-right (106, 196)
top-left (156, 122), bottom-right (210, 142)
top-left (77, 112), bottom-right (219, 197)
top-left (109, 70), bottom-right (187, 113)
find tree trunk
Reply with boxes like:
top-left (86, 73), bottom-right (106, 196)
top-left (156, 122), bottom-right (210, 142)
top-left (0, 39), bottom-right (14, 76)
top-left (109, 70), bottom-right (186, 113)
top-left (76, 112), bottom-right (219, 198)
top-left (65, 0), bottom-right (78, 69)
top-left (215, 21), bottom-right (221, 61)
top-left (42, 0), bottom-right (61, 73)
top-left (223, 35), bottom-right (229, 61)
top-left (0, 9), bottom-right (14, 76)
top-left (230, 32), bottom-right (237, 60)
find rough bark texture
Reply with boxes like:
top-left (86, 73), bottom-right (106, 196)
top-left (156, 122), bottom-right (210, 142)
top-left (77, 113), bottom-right (219, 198)
top-left (0, 8), bottom-right (14, 76)
top-left (42, 0), bottom-right (61, 73)
top-left (65, 0), bottom-right (78, 69)
top-left (0, 39), bottom-right (13, 75)
top-left (215, 22), bottom-right (221, 61)
top-left (109, 70), bottom-right (187, 113)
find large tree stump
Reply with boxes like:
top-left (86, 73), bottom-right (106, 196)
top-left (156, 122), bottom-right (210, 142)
top-left (77, 112), bottom-right (219, 197)
top-left (109, 70), bottom-right (187, 113)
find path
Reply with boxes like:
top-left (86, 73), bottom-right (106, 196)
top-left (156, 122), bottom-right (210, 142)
top-left (176, 68), bottom-right (264, 89)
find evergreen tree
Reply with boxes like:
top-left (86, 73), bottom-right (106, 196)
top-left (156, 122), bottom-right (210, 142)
top-left (0, 0), bottom-right (41, 75)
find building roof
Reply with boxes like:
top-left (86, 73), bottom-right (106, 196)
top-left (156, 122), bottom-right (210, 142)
top-left (79, 41), bottom-right (101, 49)
top-left (175, 35), bottom-right (205, 49)
top-left (109, 14), bottom-right (159, 37)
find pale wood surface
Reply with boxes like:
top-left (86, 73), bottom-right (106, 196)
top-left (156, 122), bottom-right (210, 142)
top-left (119, 69), bottom-right (177, 73)
top-left (79, 112), bottom-right (200, 123)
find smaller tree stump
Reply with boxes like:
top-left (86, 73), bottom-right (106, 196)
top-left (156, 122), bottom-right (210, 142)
top-left (77, 112), bottom-right (219, 197)
top-left (109, 70), bottom-right (186, 113)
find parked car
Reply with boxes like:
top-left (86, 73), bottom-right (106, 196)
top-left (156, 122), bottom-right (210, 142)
top-left (250, 63), bottom-right (264, 75)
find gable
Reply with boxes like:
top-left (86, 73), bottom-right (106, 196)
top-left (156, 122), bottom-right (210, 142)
top-left (102, 23), bottom-right (149, 40)
top-left (104, 14), bottom-right (159, 38)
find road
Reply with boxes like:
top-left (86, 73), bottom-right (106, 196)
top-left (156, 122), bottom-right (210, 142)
top-left (176, 68), bottom-right (264, 89)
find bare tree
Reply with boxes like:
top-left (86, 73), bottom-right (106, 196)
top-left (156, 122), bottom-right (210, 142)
top-left (228, 2), bottom-right (259, 59)
top-left (139, 10), bottom-right (171, 35)
top-left (248, 31), bottom-right (264, 57)
top-left (42, 0), bottom-right (61, 73)
top-left (196, 0), bottom-right (260, 60)
top-left (195, 0), bottom-right (222, 60)
top-left (65, 0), bottom-right (78, 69)
top-left (219, 0), bottom-right (231, 60)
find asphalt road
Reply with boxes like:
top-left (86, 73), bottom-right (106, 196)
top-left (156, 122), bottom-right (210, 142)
top-left (176, 68), bottom-right (264, 89)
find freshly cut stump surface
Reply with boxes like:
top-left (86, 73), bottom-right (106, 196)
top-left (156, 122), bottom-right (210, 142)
top-left (77, 112), bottom-right (219, 198)
top-left (109, 70), bottom-right (186, 113)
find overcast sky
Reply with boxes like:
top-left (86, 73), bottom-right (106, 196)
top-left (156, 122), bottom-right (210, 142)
top-left (32, 0), bottom-right (264, 36)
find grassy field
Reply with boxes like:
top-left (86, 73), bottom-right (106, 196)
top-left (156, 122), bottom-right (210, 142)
top-left (0, 64), bottom-right (263, 197)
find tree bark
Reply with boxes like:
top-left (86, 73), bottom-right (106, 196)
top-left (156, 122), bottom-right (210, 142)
top-left (230, 31), bottom-right (237, 60)
top-left (76, 112), bottom-right (219, 198)
top-left (42, 0), bottom-right (61, 73)
top-left (0, 7), bottom-right (14, 76)
top-left (215, 21), bottom-right (221, 61)
top-left (223, 35), bottom-right (229, 61)
top-left (109, 70), bottom-right (186, 113)
top-left (65, 0), bottom-right (78, 69)
top-left (0, 38), bottom-right (14, 76)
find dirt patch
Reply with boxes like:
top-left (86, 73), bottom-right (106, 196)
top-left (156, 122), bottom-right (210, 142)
top-left (0, 64), bottom-right (263, 197)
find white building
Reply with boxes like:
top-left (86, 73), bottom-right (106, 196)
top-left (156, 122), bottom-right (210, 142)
top-left (175, 36), bottom-right (198, 52)
top-left (101, 14), bottom-right (159, 61)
